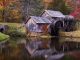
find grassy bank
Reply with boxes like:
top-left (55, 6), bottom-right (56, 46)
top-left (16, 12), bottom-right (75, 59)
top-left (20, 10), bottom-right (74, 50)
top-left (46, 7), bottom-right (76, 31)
top-left (60, 30), bottom-right (80, 38)
top-left (0, 23), bottom-right (26, 39)
top-left (0, 23), bottom-right (26, 33)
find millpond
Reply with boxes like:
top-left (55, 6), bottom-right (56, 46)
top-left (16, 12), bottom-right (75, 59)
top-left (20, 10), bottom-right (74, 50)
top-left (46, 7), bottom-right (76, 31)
top-left (0, 36), bottom-right (80, 60)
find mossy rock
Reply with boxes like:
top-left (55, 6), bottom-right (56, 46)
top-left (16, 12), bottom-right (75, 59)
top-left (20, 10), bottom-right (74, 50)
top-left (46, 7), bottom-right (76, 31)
top-left (0, 32), bottom-right (9, 42)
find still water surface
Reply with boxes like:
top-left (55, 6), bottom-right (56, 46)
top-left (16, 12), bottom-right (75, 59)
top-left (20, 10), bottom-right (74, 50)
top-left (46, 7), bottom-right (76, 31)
top-left (0, 37), bottom-right (80, 60)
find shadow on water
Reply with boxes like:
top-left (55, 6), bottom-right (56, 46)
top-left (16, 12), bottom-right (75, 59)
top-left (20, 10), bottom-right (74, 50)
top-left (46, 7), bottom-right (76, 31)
top-left (50, 37), bottom-right (59, 50)
top-left (50, 22), bottom-right (63, 51)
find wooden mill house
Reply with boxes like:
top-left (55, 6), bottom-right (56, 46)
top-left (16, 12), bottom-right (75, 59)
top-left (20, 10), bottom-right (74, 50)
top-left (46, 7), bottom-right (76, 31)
top-left (41, 10), bottom-right (65, 29)
top-left (25, 16), bottom-right (51, 36)
top-left (42, 10), bottom-right (75, 32)
top-left (25, 10), bottom-right (76, 36)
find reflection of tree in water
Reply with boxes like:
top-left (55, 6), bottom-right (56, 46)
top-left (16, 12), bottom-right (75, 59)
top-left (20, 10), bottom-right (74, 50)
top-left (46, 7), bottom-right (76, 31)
top-left (0, 38), bottom-right (45, 60)
top-left (0, 43), bottom-right (27, 60)
top-left (50, 37), bottom-right (59, 50)
top-left (50, 21), bottom-right (63, 51)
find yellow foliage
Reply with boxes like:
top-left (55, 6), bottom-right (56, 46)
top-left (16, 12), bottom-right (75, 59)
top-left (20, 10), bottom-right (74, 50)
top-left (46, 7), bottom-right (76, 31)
top-left (0, 0), bottom-right (3, 2)
top-left (0, 0), bottom-right (22, 22)
top-left (11, 10), bottom-right (21, 18)
top-left (0, 6), bottom-right (4, 10)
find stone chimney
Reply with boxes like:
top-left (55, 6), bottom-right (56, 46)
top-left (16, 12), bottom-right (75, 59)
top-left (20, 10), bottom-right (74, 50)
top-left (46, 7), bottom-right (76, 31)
top-left (43, 0), bottom-right (54, 9)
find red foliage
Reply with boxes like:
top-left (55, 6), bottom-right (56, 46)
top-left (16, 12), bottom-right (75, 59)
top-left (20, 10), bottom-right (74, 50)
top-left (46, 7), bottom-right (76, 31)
top-left (65, 0), bottom-right (80, 19)
top-left (70, 8), bottom-right (80, 17)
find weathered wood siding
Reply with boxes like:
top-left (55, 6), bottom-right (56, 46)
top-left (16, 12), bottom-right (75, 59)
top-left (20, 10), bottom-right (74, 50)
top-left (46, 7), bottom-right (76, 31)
top-left (26, 18), bottom-right (50, 36)
top-left (40, 24), bottom-right (49, 33)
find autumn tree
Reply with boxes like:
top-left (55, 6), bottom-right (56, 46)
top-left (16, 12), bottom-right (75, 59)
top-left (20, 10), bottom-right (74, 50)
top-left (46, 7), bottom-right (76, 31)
top-left (4, 0), bottom-right (23, 22)
top-left (52, 0), bottom-right (72, 14)
top-left (0, 0), bottom-right (24, 22)
top-left (0, 0), bottom-right (5, 22)
top-left (43, 0), bottom-right (72, 14)
top-left (0, 0), bottom-right (44, 22)
top-left (20, 0), bottom-right (43, 16)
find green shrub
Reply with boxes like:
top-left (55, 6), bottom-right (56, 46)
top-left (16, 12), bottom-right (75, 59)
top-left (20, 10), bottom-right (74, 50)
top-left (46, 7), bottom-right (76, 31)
top-left (8, 30), bottom-right (26, 38)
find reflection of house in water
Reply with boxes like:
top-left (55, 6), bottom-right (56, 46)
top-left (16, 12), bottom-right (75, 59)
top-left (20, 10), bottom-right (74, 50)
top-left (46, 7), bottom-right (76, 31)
top-left (26, 37), bottom-right (64, 59)
top-left (25, 16), bottom-right (51, 36)
top-left (26, 37), bottom-right (52, 57)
